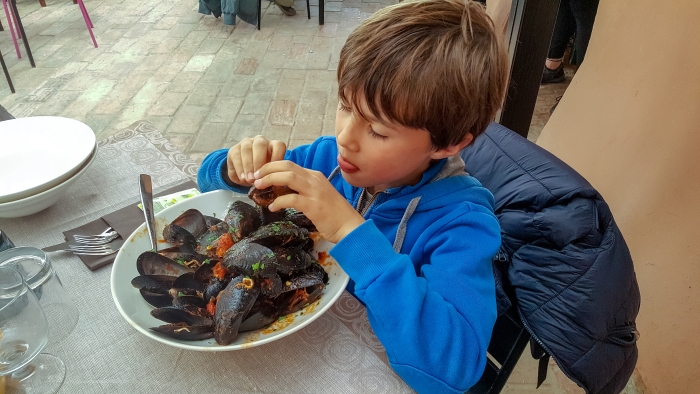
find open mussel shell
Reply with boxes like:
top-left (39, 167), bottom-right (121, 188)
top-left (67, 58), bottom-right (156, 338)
top-left (224, 200), bottom-right (261, 240)
top-left (163, 223), bottom-right (197, 248)
top-left (132, 275), bottom-right (177, 294)
top-left (151, 323), bottom-right (214, 340)
top-left (168, 209), bottom-right (208, 239)
top-left (173, 295), bottom-right (208, 309)
top-left (248, 186), bottom-right (297, 208)
top-left (214, 276), bottom-right (260, 345)
top-left (196, 222), bottom-right (230, 258)
top-left (203, 279), bottom-right (226, 302)
top-left (283, 284), bottom-right (324, 315)
top-left (204, 215), bottom-right (222, 228)
top-left (137, 251), bottom-right (193, 276)
top-left (173, 272), bottom-right (206, 292)
top-left (140, 290), bottom-right (173, 308)
top-left (151, 306), bottom-right (212, 326)
top-left (239, 297), bottom-right (280, 333)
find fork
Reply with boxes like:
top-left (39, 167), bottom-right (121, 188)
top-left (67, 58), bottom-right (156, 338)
top-left (72, 227), bottom-right (119, 245)
top-left (53, 244), bottom-right (119, 256)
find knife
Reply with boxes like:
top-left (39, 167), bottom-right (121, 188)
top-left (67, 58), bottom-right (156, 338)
top-left (139, 174), bottom-right (158, 252)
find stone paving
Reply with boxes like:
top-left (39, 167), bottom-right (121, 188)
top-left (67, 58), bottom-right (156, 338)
top-left (0, 0), bottom-right (592, 392)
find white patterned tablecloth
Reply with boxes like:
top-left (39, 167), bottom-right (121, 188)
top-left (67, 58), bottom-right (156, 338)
top-left (0, 121), bottom-right (411, 394)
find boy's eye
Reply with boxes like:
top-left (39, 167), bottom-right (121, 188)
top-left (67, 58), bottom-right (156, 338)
top-left (339, 104), bottom-right (351, 112)
top-left (368, 129), bottom-right (387, 140)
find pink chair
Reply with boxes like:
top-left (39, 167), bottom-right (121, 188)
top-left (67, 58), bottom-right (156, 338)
top-left (1, 0), bottom-right (97, 67)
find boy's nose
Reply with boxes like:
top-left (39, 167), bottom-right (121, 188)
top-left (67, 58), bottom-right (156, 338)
top-left (336, 118), bottom-right (361, 152)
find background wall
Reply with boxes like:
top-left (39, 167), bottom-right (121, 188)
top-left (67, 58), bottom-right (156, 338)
top-left (536, 0), bottom-right (700, 392)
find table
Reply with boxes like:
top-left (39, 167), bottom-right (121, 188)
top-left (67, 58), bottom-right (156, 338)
top-left (0, 120), bottom-right (411, 393)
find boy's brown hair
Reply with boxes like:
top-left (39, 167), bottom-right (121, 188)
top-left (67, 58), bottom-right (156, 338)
top-left (337, 0), bottom-right (509, 149)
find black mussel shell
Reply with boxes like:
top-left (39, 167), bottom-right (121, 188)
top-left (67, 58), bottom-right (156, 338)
top-left (173, 272), bottom-right (206, 292)
top-left (173, 295), bottom-right (208, 309)
top-left (137, 252), bottom-right (193, 276)
top-left (214, 276), bottom-right (260, 345)
top-left (170, 209), bottom-right (208, 239)
top-left (247, 221), bottom-right (310, 249)
top-left (281, 269), bottom-right (326, 293)
top-left (259, 206), bottom-right (287, 226)
top-left (221, 239), bottom-right (277, 277)
top-left (239, 297), bottom-right (280, 332)
top-left (283, 284), bottom-right (324, 315)
top-left (203, 279), bottom-right (226, 303)
top-left (140, 289), bottom-right (172, 308)
top-left (151, 306), bottom-right (212, 326)
top-left (248, 186), bottom-right (297, 208)
top-left (193, 259), bottom-right (217, 282)
top-left (151, 323), bottom-right (214, 340)
top-left (284, 209), bottom-right (316, 232)
top-left (131, 275), bottom-right (177, 294)
top-left (271, 247), bottom-right (316, 275)
top-left (204, 215), bottom-right (222, 228)
top-left (224, 201), bottom-right (261, 240)
top-left (163, 223), bottom-right (197, 248)
top-left (259, 274), bottom-right (284, 298)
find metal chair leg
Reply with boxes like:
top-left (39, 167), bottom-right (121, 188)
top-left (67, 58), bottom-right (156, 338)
top-left (257, 0), bottom-right (260, 30)
top-left (9, 0), bottom-right (34, 67)
top-left (0, 50), bottom-right (15, 93)
top-left (319, 0), bottom-right (323, 25)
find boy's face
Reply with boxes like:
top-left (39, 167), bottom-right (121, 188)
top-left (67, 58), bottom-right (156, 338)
top-left (335, 95), bottom-right (472, 194)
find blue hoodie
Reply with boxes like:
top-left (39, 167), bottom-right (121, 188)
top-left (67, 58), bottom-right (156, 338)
top-left (198, 137), bottom-right (500, 393)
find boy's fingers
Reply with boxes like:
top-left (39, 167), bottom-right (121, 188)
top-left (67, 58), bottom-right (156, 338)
top-left (238, 138), bottom-right (255, 182)
top-left (227, 146), bottom-right (246, 185)
top-left (254, 170), bottom-right (309, 192)
top-left (251, 137), bottom-right (271, 179)
top-left (269, 140), bottom-right (287, 162)
top-left (266, 193), bottom-right (301, 212)
top-left (258, 159), bottom-right (301, 175)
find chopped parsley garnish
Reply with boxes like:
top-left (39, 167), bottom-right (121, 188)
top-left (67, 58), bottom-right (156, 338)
top-left (177, 291), bottom-right (185, 297)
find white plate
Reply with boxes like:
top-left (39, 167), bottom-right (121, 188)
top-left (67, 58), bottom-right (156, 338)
top-left (110, 189), bottom-right (349, 351)
top-left (0, 143), bottom-right (98, 218)
top-left (0, 116), bottom-right (96, 203)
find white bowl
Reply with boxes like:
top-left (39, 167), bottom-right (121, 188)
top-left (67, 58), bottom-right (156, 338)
top-left (0, 143), bottom-right (98, 218)
top-left (111, 190), bottom-right (350, 351)
top-left (0, 116), bottom-right (96, 204)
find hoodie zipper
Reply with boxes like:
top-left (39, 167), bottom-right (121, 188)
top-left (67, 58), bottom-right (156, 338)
top-left (356, 188), bottom-right (385, 216)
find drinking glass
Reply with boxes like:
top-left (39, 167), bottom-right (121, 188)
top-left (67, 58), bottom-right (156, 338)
top-left (0, 266), bottom-right (65, 393)
top-left (0, 247), bottom-right (79, 345)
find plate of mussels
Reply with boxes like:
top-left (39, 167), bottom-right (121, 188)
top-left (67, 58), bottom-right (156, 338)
top-left (110, 188), bottom-right (349, 351)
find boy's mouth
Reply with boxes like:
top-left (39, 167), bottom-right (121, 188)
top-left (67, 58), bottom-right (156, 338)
top-left (337, 154), bottom-right (359, 173)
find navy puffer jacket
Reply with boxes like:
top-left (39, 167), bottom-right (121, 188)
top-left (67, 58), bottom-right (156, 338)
top-left (460, 123), bottom-right (640, 394)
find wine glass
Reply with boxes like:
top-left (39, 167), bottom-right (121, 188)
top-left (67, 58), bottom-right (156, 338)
top-left (0, 266), bottom-right (65, 394)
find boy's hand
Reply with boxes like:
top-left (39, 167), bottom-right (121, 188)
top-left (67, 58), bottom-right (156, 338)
top-left (227, 136), bottom-right (287, 186)
top-left (253, 161), bottom-right (365, 244)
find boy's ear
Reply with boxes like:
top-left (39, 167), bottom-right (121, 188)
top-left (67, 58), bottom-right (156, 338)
top-left (430, 133), bottom-right (474, 159)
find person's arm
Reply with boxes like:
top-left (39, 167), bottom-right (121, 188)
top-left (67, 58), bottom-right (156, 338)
top-left (196, 137), bottom-right (337, 193)
top-left (330, 209), bottom-right (500, 394)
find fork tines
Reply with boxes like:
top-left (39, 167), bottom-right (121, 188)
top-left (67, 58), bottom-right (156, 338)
top-left (73, 227), bottom-right (119, 245)
top-left (62, 244), bottom-right (118, 256)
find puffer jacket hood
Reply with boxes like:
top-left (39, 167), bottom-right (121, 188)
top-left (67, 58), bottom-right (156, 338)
top-left (460, 123), bottom-right (640, 394)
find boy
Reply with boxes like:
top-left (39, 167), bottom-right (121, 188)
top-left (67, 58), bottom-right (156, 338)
top-left (197, 0), bottom-right (509, 392)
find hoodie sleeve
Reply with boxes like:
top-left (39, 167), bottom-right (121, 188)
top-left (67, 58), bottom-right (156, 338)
top-left (330, 207), bottom-right (500, 394)
top-left (196, 138), bottom-right (339, 193)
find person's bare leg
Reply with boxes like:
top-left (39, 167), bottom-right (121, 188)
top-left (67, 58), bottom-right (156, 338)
top-left (545, 57), bottom-right (563, 71)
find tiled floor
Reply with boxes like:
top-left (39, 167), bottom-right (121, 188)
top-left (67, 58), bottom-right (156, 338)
top-left (1, 0), bottom-right (592, 392)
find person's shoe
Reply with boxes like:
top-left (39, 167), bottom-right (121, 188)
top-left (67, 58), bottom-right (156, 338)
top-left (273, 0), bottom-right (296, 15)
top-left (541, 65), bottom-right (565, 84)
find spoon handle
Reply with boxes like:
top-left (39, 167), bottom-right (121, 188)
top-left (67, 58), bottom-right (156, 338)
top-left (138, 174), bottom-right (158, 252)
